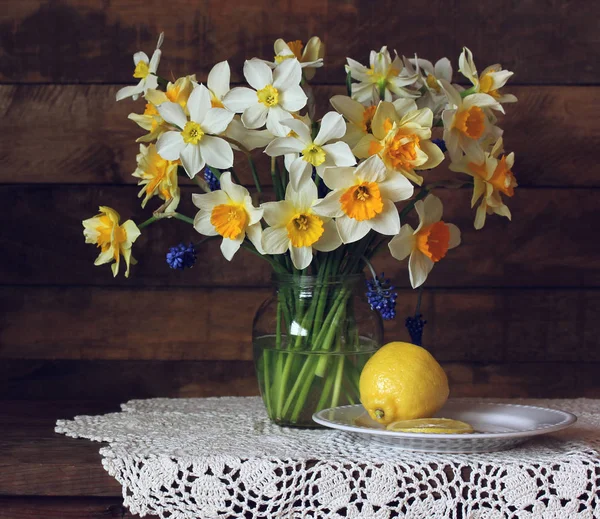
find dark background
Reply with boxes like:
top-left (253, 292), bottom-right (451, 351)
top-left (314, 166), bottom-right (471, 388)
top-left (2, 3), bottom-right (600, 406)
top-left (1, 1), bottom-right (599, 516)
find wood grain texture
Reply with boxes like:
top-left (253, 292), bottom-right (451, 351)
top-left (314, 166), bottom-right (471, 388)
top-left (2, 184), bottom-right (599, 288)
top-left (2, 360), bottom-right (600, 404)
top-left (1, 287), bottom-right (598, 363)
top-left (2, 85), bottom-right (599, 187)
top-left (0, 498), bottom-right (135, 518)
top-left (0, 0), bottom-right (597, 84)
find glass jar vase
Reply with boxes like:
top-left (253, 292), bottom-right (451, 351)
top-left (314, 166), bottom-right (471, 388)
top-left (252, 274), bottom-right (383, 427)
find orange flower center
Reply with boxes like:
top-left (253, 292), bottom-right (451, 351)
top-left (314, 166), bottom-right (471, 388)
top-left (287, 40), bottom-right (304, 60)
top-left (415, 221), bottom-right (450, 262)
top-left (453, 106), bottom-right (485, 140)
top-left (210, 204), bottom-right (248, 240)
top-left (468, 156), bottom-right (516, 197)
top-left (96, 215), bottom-right (126, 259)
top-left (143, 103), bottom-right (159, 116)
top-left (340, 182), bottom-right (384, 221)
top-left (361, 105), bottom-right (377, 133)
top-left (383, 131), bottom-right (421, 170)
top-left (285, 213), bottom-right (324, 247)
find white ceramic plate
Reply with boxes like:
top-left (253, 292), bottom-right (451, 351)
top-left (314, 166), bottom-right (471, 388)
top-left (313, 400), bottom-right (577, 453)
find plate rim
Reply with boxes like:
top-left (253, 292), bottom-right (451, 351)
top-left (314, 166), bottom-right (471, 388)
top-left (312, 401), bottom-right (578, 440)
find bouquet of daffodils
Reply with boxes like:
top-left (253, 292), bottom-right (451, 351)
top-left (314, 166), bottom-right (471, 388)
top-left (83, 36), bottom-right (517, 424)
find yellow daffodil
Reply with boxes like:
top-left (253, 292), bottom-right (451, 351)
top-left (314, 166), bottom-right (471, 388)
top-left (116, 33), bottom-right (164, 102)
top-left (157, 84), bottom-right (234, 178)
top-left (264, 111), bottom-right (356, 190)
top-left (273, 37), bottom-right (325, 80)
top-left (82, 207), bottom-right (141, 277)
top-left (449, 137), bottom-right (517, 229)
top-left (439, 79), bottom-right (504, 164)
top-left (459, 47), bottom-right (517, 104)
top-left (223, 58), bottom-right (307, 137)
top-left (261, 179), bottom-right (341, 270)
top-left (346, 47), bottom-right (419, 104)
top-left (314, 155), bottom-right (413, 244)
top-left (353, 101), bottom-right (444, 186)
top-left (132, 143), bottom-right (180, 210)
top-left (388, 195), bottom-right (460, 288)
top-left (192, 172), bottom-right (263, 260)
top-left (329, 95), bottom-right (378, 149)
top-left (128, 76), bottom-right (196, 143)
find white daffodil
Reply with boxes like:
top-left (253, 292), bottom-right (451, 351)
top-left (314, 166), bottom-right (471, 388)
top-left (439, 79), bottom-right (504, 164)
top-left (261, 180), bottom-right (341, 270)
top-left (459, 47), bottom-right (517, 104)
top-left (192, 172), bottom-right (263, 260)
top-left (224, 116), bottom-right (275, 151)
top-left (449, 137), bottom-right (517, 229)
top-left (346, 47), bottom-right (419, 104)
top-left (313, 155), bottom-right (413, 244)
top-left (404, 55), bottom-right (453, 117)
top-left (271, 37), bottom-right (325, 80)
top-left (156, 84), bottom-right (234, 178)
top-left (264, 111), bottom-right (355, 190)
top-left (116, 33), bottom-right (164, 102)
top-left (205, 60), bottom-right (231, 109)
top-left (353, 101), bottom-right (444, 186)
top-left (129, 75), bottom-right (196, 143)
top-left (329, 95), bottom-right (378, 149)
top-left (223, 59), bottom-right (307, 137)
top-left (388, 195), bottom-right (460, 288)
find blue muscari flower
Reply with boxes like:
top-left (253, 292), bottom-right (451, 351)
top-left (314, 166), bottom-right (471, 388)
top-left (166, 243), bottom-right (197, 270)
top-left (365, 272), bottom-right (398, 321)
top-left (432, 138), bottom-right (447, 154)
top-left (405, 314), bottom-right (427, 346)
top-left (204, 167), bottom-right (220, 191)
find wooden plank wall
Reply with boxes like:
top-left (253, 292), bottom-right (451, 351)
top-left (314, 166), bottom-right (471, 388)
top-left (1, 0), bottom-right (599, 403)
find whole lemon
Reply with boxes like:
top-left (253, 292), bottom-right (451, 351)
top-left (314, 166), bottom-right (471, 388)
top-left (359, 342), bottom-right (449, 425)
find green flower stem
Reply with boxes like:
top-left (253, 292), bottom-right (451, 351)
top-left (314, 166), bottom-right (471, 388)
top-left (315, 367), bottom-right (336, 410)
top-left (248, 156), bottom-right (263, 195)
top-left (399, 186), bottom-right (431, 219)
top-left (172, 213), bottom-right (195, 225)
top-left (262, 349), bottom-right (272, 415)
top-left (229, 167), bottom-right (242, 185)
top-left (271, 157), bottom-right (283, 200)
top-left (460, 85), bottom-right (477, 98)
top-left (137, 216), bottom-right (158, 230)
top-left (329, 355), bottom-right (345, 409)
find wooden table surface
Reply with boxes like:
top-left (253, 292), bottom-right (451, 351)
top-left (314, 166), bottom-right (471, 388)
top-left (0, 400), bottom-right (139, 518)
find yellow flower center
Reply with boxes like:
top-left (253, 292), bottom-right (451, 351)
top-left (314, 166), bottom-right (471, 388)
top-left (144, 156), bottom-right (171, 197)
top-left (143, 103), bottom-right (159, 116)
top-left (479, 72), bottom-right (501, 99)
top-left (340, 182), bottom-right (384, 221)
top-left (415, 221), bottom-right (450, 262)
top-left (286, 213), bottom-right (324, 248)
top-left (166, 85), bottom-right (181, 103)
top-left (274, 40), bottom-right (304, 63)
top-left (95, 215), bottom-right (127, 259)
top-left (469, 156), bottom-right (516, 197)
top-left (181, 121), bottom-right (204, 144)
top-left (210, 204), bottom-right (248, 240)
top-left (302, 143), bottom-right (326, 166)
top-left (383, 131), bottom-right (421, 171)
top-left (454, 106), bottom-right (485, 140)
top-left (426, 74), bottom-right (441, 92)
top-left (257, 84), bottom-right (279, 107)
top-left (133, 61), bottom-right (150, 79)
top-left (361, 105), bottom-right (377, 133)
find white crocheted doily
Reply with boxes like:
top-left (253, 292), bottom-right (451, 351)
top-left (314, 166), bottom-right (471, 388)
top-left (56, 397), bottom-right (600, 519)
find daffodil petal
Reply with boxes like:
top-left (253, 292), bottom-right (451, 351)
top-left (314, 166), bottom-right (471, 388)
top-left (261, 200), bottom-right (295, 227)
top-left (409, 250), bottom-right (435, 288)
top-left (392, 98), bottom-right (418, 118)
top-left (312, 190), bottom-right (344, 218)
top-left (278, 85), bottom-right (308, 112)
top-left (273, 58), bottom-right (302, 91)
top-left (378, 170), bottom-right (414, 202)
top-left (266, 105), bottom-right (291, 137)
top-left (264, 137), bottom-right (305, 157)
top-left (244, 59), bottom-right (273, 91)
top-left (279, 118), bottom-right (311, 144)
top-left (201, 108), bottom-right (234, 135)
top-left (321, 142), bottom-right (356, 167)
top-left (352, 134), bottom-right (380, 159)
top-left (321, 166), bottom-right (357, 190)
top-left (312, 219), bottom-right (342, 252)
top-left (242, 103), bottom-right (269, 129)
top-left (246, 222), bottom-right (264, 254)
top-left (188, 85), bottom-right (212, 124)
top-left (116, 83), bottom-right (144, 101)
top-left (448, 223), bottom-right (461, 249)
top-left (180, 143), bottom-right (205, 178)
top-left (133, 51), bottom-right (149, 66)
top-left (289, 245), bottom-right (313, 270)
top-left (356, 155), bottom-right (387, 184)
top-left (199, 136), bottom-right (233, 169)
top-left (336, 215), bottom-right (370, 244)
top-left (156, 131), bottom-right (185, 161)
top-left (388, 224), bottom-right (415, 261)
top-left (223, 87), bottom-right (257, 113)
top-left (314, 111), bottom-right (346, 145)
top-left (219, 172), bottom-right (247, 203)
top-left (262, 226), bottom-right (290, 254)
top-left (288, 157), bottom-right (312, 191)
top-left (221, 236), bottom-right (243, 261)
top-left (192, 190), bottom-right (229, 211)
top-left (208, 60), bottom-right (230, 100)
top-left (193, 210), bottom-right (219, 236)
top-left (157, 102), bottom-right (188, 129)
top-left (286, 177), bottom-right (318, 211)
top-left (329, 95), bottom-right (364, 125)
top-left (368, 199), bottom-right (400, 235)
top-left (415, 194), bottom-right (443, 232)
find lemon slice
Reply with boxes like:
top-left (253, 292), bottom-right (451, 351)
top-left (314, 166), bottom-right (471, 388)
top-left (386, 418), bottom-right (473, 434)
